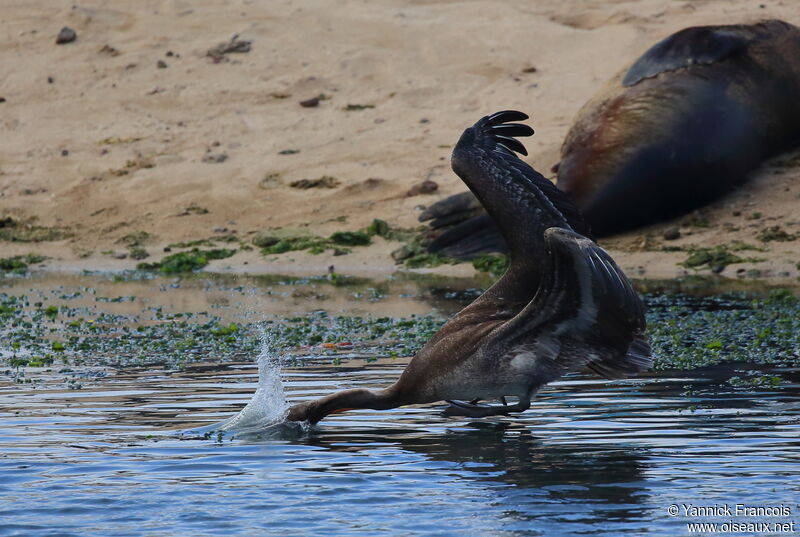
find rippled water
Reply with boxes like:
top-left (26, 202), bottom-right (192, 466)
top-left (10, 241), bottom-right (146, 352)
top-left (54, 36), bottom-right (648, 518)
top-left (1, 274), bottom-right (799, 536)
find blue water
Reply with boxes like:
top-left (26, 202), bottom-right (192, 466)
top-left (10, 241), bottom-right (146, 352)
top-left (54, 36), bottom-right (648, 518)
top-left (1, 275), bottom-right (798, 536)
top-left (2, 360), bottom-right (798, 537)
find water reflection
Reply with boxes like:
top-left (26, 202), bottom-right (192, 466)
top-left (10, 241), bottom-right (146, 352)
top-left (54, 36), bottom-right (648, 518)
top-left (305, 421), bottom-right (650, 505)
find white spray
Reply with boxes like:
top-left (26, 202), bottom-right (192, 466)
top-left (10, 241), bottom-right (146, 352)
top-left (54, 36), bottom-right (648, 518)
top-left (213, 326), bottom-right (288, 434)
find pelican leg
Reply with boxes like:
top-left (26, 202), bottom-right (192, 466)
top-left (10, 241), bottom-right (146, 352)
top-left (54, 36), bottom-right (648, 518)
top-left (442, 397), bottom-right (530, 418)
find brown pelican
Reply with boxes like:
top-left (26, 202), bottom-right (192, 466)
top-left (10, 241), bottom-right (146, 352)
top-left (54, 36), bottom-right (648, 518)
top-left (286, 111), bottom-right (651, 424)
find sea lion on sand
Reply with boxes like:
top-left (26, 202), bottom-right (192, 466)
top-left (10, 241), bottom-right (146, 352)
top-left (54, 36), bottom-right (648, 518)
top-left (419, 19), bottom-right (800, 256)
top-left (560, 19), bottom-right (800, 236)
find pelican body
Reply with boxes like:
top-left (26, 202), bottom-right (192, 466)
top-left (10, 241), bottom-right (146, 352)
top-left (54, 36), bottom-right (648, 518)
top-left (287, 111), bottom-right (651, 424)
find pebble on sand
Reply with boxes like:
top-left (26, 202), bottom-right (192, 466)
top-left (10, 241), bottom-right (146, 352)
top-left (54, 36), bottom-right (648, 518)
top-left (99, 44), bottom-right (120, 56)
top-left (56, 26), bottom-right (77, 44)
top-left (290, 176), bottom-right (340, 189)
top-left (406, 179), bottom-right (438, 197)
top-left (663, 227), bottom-right (681, 241)
top-left (299, 96), bottom-right (320, 108)
top-left (202, 153), bottom-right (228, 164)
top-left (207, 35), bottom-right (252, 62)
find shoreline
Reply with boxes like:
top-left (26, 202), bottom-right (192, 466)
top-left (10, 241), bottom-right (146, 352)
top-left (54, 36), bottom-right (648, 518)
top-left (3, 253), bottom-right (799, 298)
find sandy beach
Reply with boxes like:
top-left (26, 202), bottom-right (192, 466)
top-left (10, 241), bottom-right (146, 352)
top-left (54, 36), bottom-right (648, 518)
top-left (2, 0), bottom-right (799, 281)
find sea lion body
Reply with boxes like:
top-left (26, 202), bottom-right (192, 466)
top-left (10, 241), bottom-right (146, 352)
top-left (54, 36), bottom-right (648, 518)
top-left (418, 20), bottom-right (800, 256)
top-left (558, 20), bottom-right (800, 236)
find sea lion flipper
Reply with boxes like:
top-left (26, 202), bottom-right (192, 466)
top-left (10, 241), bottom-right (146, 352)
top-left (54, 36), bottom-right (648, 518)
top-left (418, 192), bottom-right (482, 223)
top-left (426, 214), bottom-right (506, 258)
top-left (622, 26), bottom-right (751, 87)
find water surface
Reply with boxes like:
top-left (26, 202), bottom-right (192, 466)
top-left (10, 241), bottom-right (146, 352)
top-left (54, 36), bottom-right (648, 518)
top-left (1, 273), bottom-right (798, 536)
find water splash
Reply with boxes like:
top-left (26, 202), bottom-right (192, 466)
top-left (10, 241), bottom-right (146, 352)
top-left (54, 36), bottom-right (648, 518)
top-left (197, 326), bottom-right (290, 436)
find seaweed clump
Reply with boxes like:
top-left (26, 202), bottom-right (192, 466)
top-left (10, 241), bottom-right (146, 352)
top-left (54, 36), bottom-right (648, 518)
top-left (0, 254), bottom-right (46, 273)
top-left (0, 217), bottom-right (70, 242)
top-left (137, 248), bottom-right (236, 274)
top-left (256, 219), bottom-right (403, 256)
top-left (330, 231), bottom-right (371, 246)
top-left (757, 226), bottom-right (796, 242)
top-left (471, 254), bottom-right (509, 276)
top-left (681, 245), bottom-right (764, 272)
top-left (259, 236), bottom-right (329, 255)
top-left (403, 252), bottom-right (458, 269)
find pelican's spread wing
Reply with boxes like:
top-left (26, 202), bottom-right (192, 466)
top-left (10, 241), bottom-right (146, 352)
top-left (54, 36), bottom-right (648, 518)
top-left (493, 228), bottom-right (651, 378)
top-left (450, 111), bottom-right (592, 258)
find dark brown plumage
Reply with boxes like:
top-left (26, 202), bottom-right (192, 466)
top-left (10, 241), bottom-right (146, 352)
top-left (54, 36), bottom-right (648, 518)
top-left (286, 111), bottom-right (650, 424)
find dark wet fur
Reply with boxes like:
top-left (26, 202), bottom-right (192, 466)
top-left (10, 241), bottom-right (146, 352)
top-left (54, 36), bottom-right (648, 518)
top-left (559, 19), bottom-right (800, 236)
top-left (622, 25), bottom-right (753, 86)
top-left (423, 20), bottom-right (800, 242)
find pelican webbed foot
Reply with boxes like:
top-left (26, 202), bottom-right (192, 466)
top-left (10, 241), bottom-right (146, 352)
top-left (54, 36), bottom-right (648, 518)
top-left (442, 397), bottom-right (530, 418)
